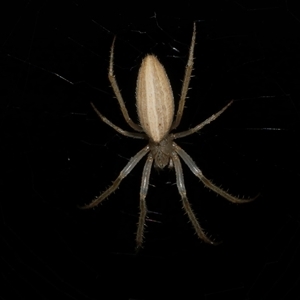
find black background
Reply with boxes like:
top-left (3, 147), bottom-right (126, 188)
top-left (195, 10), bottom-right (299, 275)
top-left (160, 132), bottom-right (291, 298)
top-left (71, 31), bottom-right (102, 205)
top-left (1, 1), bottom-right (300, 299)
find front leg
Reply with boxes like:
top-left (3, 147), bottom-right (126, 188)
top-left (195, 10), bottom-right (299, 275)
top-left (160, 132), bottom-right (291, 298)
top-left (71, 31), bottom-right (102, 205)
top-left (172, 151), bottom-right (215, 244)
top-left (80, 146), bottom-right (150, 209)
top-left (136, 154), bottom-right (153, 250)
top-left (174, 143), bottom-right (258, 203)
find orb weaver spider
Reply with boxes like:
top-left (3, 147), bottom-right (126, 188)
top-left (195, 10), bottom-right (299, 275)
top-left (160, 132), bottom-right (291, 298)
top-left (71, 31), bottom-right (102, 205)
top-left (81, 23), bottom-right (257, 249)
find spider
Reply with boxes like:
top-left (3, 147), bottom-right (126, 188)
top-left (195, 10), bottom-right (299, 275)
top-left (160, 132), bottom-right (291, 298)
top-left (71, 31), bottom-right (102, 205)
top-left (81, 23), bottom-right (257, 249)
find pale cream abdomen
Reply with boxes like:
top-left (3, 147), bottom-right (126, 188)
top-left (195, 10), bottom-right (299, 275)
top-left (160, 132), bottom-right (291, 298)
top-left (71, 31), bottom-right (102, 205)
top-left (136, 55), bottom-right (174, 143)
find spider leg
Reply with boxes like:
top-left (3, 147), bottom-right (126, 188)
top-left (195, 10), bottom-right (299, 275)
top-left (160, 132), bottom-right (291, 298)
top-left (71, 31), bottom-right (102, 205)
top-left (109, 37), bottom-right (143, 132)
top-left (173, 100), bottom-right (233, 139)
top-left (174, 143), bottom-right (258, 203)
top-left (80, 146), bottom-right (150, 209)
top-left (172, 22), bottom-right (196, 130)
top-left (136, 153), bottom-right (153, 249)
top-left (91, 102), bottom-right (146, 139)
top-left (172, 151), bottom-right (215, 244)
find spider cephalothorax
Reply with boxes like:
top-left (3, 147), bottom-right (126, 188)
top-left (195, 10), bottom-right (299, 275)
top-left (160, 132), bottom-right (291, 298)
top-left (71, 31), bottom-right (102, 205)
top-left (149, 136), bottom-right (175, 169)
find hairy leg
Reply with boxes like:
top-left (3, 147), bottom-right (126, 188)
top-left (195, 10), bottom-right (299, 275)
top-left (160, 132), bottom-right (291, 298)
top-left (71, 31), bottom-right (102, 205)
top-left (136, 154), bottom-right (153, 249)
top-left (80, 146), bottom-right (150, 209)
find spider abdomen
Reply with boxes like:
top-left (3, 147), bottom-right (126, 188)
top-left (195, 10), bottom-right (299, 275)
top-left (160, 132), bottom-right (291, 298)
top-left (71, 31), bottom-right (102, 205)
top-left (136, 55), bottom-right (174, 143)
